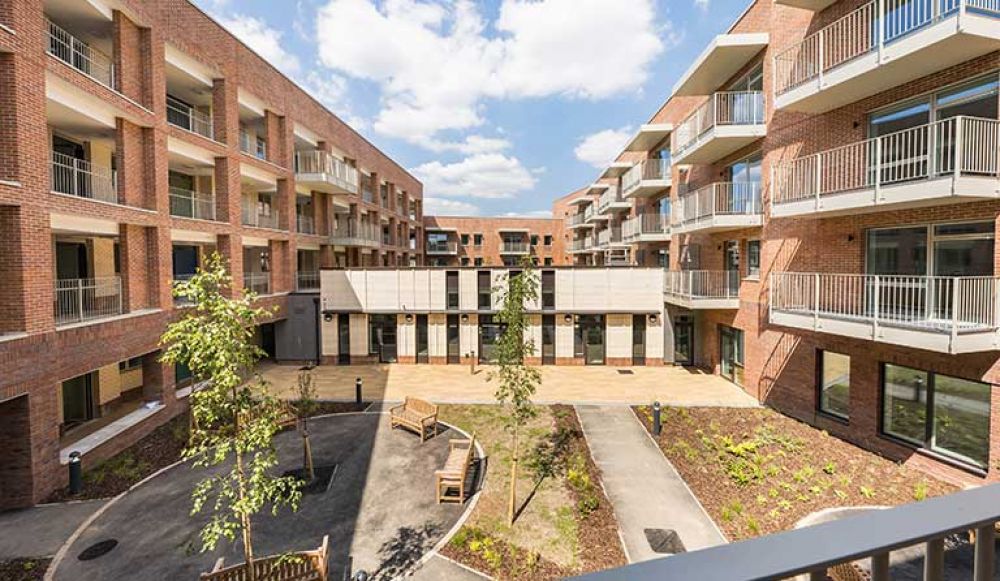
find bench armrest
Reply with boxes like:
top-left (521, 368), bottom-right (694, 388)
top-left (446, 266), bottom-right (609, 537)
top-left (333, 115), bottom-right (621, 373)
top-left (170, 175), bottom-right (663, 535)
top-left (389, 403), bottom-right (405, 415)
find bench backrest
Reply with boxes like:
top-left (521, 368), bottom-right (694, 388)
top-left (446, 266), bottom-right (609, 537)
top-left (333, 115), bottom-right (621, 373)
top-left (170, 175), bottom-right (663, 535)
top-left (405, 396), bottom-right (438, 416)
top-left (201, 536), bottom-right (328, 581)
top-left (461, 432), bottom-right (477, 476)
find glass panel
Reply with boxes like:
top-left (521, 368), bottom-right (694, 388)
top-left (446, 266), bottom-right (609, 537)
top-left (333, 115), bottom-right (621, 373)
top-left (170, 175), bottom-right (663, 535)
top-left (936, 76), bottom-right (999, 121)
top-left (932, 374), bottom-right (990, 467)
top-left (747, 240), bottom-right (761, 277)
top-left (865, 226), bottom-right (928, 275)
top-left (934, 222), bottom-right (994, 236)
top-left (819, 351), bottom-right (850, 419)
top-left (882, 364), bottom-right (929, 445)
top-left (870, 101), bottom-right (930, 137)
top-left (479, 315), bottom-right (503, 363)
top-left (933, 238), bottom-right (994, 276)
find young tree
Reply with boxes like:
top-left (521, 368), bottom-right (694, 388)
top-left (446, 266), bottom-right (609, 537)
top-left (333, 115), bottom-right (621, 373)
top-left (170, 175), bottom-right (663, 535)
top-left (488, 256), bottom-right (541, 525)
top-left (295, 369), bottom-right (318, 481)
top-left (160, 253), bottom-right (301, 580)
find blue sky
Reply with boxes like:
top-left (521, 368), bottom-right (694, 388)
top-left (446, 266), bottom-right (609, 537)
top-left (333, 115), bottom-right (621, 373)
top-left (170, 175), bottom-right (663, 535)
top-left (195, 0), bottom-right (750, 217)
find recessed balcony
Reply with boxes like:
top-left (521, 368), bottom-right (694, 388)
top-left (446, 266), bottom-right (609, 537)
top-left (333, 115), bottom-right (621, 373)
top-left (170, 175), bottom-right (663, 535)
top-left (500, 241), bottom-right (530, 255)
top-left (243, 272), bottom-right (271, 296)
top-left (623, 213), bottom-right (671, 243)
top-left (621, 159), bottom-right (672, 199)
top-left (566, 212), bottom-right (593, 230)
top-left (294, 150), bottom-right (359, 195)
top-left (169, 187), bottom-right (216, 221)
top-left (241, 202), bottom-right (280, 230)
top-left (673, 182), bottom-right (763, 234)
top-left (426, 240), bottom-right (458, 255)
top-left (664, 270), bottom-right (740, 309)
top-left (46, 18), bottom-right (115, 91)
top-left (330, 219), bottom-right (380, 248)
top-left (51, 151), bottom-right (117, 204)
top-left (771, 272), bottom-right (1000, 354)
top-left (773, 116), bottom-right (1000, 218)
top-left (671, 91), bottom-right (766, 165)
top-left (773, 0), bottom-right (1000, 114)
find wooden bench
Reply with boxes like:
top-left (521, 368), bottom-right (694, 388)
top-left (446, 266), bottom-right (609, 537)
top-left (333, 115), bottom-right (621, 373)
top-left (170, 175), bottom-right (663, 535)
top-left (390, 397), bottom-right (438, 441)
top-left (200, 535), bottom-right (329, 581)
top-left (436, 433), bottom-right (476, 504)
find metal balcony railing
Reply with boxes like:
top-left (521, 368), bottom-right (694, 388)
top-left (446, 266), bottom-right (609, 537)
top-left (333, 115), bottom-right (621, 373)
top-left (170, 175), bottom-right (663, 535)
top-left (597, 227), bottom-right (623, 247)
top-left (239, 129), bottom-right (267, 160)
top-left (676, 182), bottom-right (762, 224)
top-left (774, 0), bottom-right (1000, 97)
top-left (583, 205), bottom-right (596, 221)
top-left (672, 91), bottom-right (765, 157)
top-left (293, 150), bottom-right (359, 193)
top-left (296, 271), bottom-right (320, 291)
top-left (501, 241), bottom-right (530, 254)
top-left (623, 213), bottom-right (671, 241)
top-left (46, 19), bottom-right (114, 89)
top-left (426, 240), bottom-right (458, 254)
top-left (169, 187), bottom-right (216, 221)
top-left (241, 205), bottom-right (280, 229)
top-left (51, 152), bottom-right (118, 204)
top-left (621, 158), bottom-right (672, 196)
top-left (567, 212), bottom-right (588, 226)
top-left (571, 238), bottom-right (589, 251)
top-left (597, 185), bottom-right (626, 212)
top-left (773, 116), bottom-right (1000, 205)
top-left (166, 96), bottom-right (214, 140)
top-left (771, 272), bottom-right (1000, 334)
top-left (243, 272), bottom-right (271, 295)
top-left (55, 276), bottom-right (123, 325)
top-left (329, 220), bottom-right (380, 245)
top-left (665, 270), bottom-right (740, 300)
top-left (296, 214), bottom-right (316, 235)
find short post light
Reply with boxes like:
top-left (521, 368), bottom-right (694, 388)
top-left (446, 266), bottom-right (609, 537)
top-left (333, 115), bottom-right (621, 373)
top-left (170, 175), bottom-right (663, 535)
top-left (652, 401), bottom-right (662, 436)
top-left (68, 451), bottom-right (83, 495)
top-left (355, 377), bottom-right (362, 405)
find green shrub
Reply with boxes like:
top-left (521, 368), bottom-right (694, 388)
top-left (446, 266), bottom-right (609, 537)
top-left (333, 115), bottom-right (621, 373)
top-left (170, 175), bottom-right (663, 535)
top-left (913, 481), bottom-right (929, 501)
top-left (577, 494), bottom-right (600, 516)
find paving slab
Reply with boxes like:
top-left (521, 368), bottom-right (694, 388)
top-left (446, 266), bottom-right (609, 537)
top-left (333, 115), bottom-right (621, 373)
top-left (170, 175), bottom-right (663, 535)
top-left (576, 405), bottom-right (726, 563)
top-left (0, 500), bottom-right (106, 558)
top-left (408, 554), bottom-right (492, 580)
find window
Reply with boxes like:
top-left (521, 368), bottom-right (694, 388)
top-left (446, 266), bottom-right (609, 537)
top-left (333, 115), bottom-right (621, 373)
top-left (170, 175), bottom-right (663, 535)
top-left (544, 235), bottom-right (553, 246)
top-left (445, 271), bottom-right (459, 310)
top-left (119, 357), bottom-right (143, 372)
top-left (427, 232), bottom-right (450, 253)
top-left (473, 233), bottom-right (483, 246)
top-left (544, 257), bottom-right (553, 266)
top-left (818, 351), bottom-right (850, 420)
top-left (477, 271), bottom-right (491, 309)
top-left (746, 240), bottom-right (760, 278)
top-left (865, 221), bottom-right (994, 277)
top-left (460, 257), bottom-right (469, 266)
top-left (724, 240), bottom-right (740, 272)
top-left (530, 235), bottom-right (539, 246)
top-left (541, 270), bottom-right (555, 309)
top-left (657, 249), bottom-right (669, 268)
top-left (461, 233), bottom-right (470, 245)
top-left (474, 257), bottom-right (483, 266)
top-left (881, 364), bottom-right (990, 468)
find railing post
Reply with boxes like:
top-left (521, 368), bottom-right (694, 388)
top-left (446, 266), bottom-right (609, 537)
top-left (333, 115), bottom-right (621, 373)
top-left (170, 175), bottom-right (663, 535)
top-left (873, 275), bottom-right (881, 339)
top-left (76, 279), bottom-right (85, 323)
top-left (954, 116), bottom-right (963, 179)
top-left (814, 153), bottom-right (822, 210)
top-left (974, 523), bottom-right (996, 581)
top-left (813, 273), bottom-right (820, 330)
top-left (950, 277), bottom-right (960, 353)
top-left (874, 137), bottom-right (882, 203)
top-left (817, 30), bottom-right (825, 87)
top-left (924, 537), bottom-right (945, 581)
top-left (877, 0), bottom-right (886, 61)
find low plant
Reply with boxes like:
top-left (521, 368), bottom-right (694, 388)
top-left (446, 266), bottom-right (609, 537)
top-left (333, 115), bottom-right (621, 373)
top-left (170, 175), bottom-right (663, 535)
top-left (859, 485), bottom-right (876, 499)
top-left (913, 480), bottom-right (929, 501)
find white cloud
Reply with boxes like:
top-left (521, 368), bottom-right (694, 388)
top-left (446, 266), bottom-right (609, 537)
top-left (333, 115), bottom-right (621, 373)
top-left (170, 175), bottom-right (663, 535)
top-left (301, 71), bottom-right (369, 131)
top-left (422, 135), bottom-right (513, 154)
top-left (314, 0), bottom-right (666, 148)
top-left (215, 14), bottom-right (301, 76)
top-left (574, 127), bottom-right (633, 169)
top-left (423, 197), bottom-right (481, 216)
top-left (412, 153), bottom-right (538, 199)
top-left (694, 0), bottom-right (710, 11)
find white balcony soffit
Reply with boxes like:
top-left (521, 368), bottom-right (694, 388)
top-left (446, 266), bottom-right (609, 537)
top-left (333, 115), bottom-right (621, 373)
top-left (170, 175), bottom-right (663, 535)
top-left (240, 163), bottom-right (278, 189)
top-left (567, 196), bottom-right (594, 206)
top-left (672, 33), bottom-right (769, 96)
top-left (170, 229), bottom-right (217, 244)
top-left (623, 123), bottom-right (674, 152)
top-left (773, 0), bottom-right (838, 11)
top-left (293, 123), bottom-right (320, 147)
top-left (599, 161), bottom-right (633, 179)
top-left (50, 213), bottom-right (118, 236)
top-left (586, 183), bottom-right (611, 195)
top-left (164, 43), bottom-right (215, 88)
top-left (242, 236), bottom-right (269, 248)
top-left (167, 136), bottom-right (216, 168)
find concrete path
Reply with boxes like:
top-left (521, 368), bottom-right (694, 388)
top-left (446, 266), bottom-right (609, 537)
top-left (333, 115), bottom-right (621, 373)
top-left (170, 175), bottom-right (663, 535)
top-left (576, 405), bottom-right (726, 563)
top-left (0, 500), bottom-right (106, 558)
top-left (408, 554), bottom-right (491, 580)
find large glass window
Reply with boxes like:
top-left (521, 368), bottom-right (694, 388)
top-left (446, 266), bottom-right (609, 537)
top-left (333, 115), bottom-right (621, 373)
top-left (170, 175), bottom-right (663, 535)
top-left (866, 222), bottom-right (994, 277)
top-left (866, 226), bottom-right (928, 275)
top-left (746, 240), bottom-right (760, 278)
top-left (445, 271), bottom-right (459, 310)
top-left (477, 271), bottom-right (491, 309)
top-left (818, 351), bottom-right (850, 420)
top-left (541, 270), bottom-right (555, 309)
top-left (882, 363), bottom-right (990, 468)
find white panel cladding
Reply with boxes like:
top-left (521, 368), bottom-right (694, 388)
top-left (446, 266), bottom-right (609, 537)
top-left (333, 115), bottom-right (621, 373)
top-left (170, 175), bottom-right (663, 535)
top-left (429, 270), bottom-right (447, 311)
top-left (428, 314), bottom-right (446, 358)
top-left (365, 270), bottom-right (402, 311)
top-left (526, 314), bottom-right (542, 358)
top-left (606, 314), bottom-right (632, 359)
top-left (556, 314), bottom-right (575, 358)
top-left (459, 270), bottom-right (478, 311)
top-left (349, 314), bottom-right (368, 356)
top-left (397, 315), bottom-right (415, 357)
top-left (412, 270), bottom-right (432, 311)
top-left (609, 270), bottom-right (662, 312)
top-left (646, 315), bottom-right (664, 362)
top-left (554, 270), bottom-right (575, 311)
top-left (461, 314), bottom-right (477, 359)
top-left (321, 317), bottom-right (338, 356)
top-left (570, 270), bottom-right (610, 311)
top-left (321, 270), bottom-right (362, 311)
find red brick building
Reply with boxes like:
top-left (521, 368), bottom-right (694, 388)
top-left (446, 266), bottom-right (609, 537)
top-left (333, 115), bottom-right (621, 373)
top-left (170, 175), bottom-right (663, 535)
top-left (423, 215), bottom-right (569, 267)
top-left (0, 0), bottom-right (422, 509)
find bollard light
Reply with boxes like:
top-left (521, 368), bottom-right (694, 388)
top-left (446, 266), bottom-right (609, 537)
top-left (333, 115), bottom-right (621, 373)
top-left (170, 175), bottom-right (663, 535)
top-left (68, 451), bottom-right (83, 495)
top-left (355, 377), bottom-right (362, 405)
top-left (652, 401), bottom-right (662, 436)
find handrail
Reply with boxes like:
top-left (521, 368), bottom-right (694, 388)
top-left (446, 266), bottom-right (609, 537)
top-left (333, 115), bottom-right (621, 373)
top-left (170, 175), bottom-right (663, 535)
top-left (169, 187), bottom-right (216, 221)
top-left (426, 240), bottom-right (458, 254)
top-left (676, 182), bottom-right (762, 224)
top-left (773, 116), bottom-right (1000, 205)
top-left (243, 272), bottom-right (271, 295)
top-left (167, 96), bottom-right (214, 140)
top-left (294, 150), bottom-right (359, 193)
top-left (241, 204), bottom-right (280, 229)
top-left (672, 91), bottom-right (764, 156)
top-left (46, 19), bottom-right (115, 89)
top-left (622, 158), bottom-right (671, 196)
top-left (51, 151), bottom-right (118, 204)
top-left (54, 276), bottom-right (123, 325)
top-left (664, 270), bottom-right (740, 299)
top-left (296, 271), bottom-right (320, 291)
top-left (623, 213), bottom-right (671, 241)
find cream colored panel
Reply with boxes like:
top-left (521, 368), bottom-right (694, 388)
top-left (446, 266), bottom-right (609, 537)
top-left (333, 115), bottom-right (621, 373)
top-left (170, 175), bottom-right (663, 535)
top-left (50, 213), bottom-right (118, 236)
top-left (428, 314), bottom-right (446, 358)
top-left (120, 368), bottom-right (143, 392)
top-left (97, 364), bottom-right (122, 405)
top-left (554, 270), bottom-right (575, 311)
top-left (459, 270), bottom-right (477, 311)
top-left (526, 315), bottom-right (542, 358)
top-left (321, 316), bottom-right (338, 356)
top-left (92, 238), bottom-right (116, 279)
top-left (428, 271), bottom-right (446, 311)
top-left (366, 271), bottom-right (401, 311)
top-left (606, 314), bottom-right (632, 359)
top-left (556, 315), bottom-right (575, 358)
top-left (646, 313), bottom-right (665, 361)
top-left (397, 314), bottom-right (415, 357)
top-left (570, 270), bottom-right (610, 311)
top-left (349, 314), bottom-right (368, 356)
top-left (411, 270), bottom-right (432, 311)
top-left (461, 314), bottom-right (477, 359)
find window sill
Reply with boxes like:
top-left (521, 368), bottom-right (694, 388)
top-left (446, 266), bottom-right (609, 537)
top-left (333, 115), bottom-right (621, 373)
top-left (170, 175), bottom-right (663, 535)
top-left (816, 409), bottom-right (849, 426)
top-left (878, 432), bottom-right (987, 477)
top-left (60, 402), bottom-right (164, 464)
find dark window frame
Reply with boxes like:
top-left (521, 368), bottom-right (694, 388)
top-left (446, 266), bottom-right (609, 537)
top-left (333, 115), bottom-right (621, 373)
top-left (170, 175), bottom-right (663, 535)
top-left (815, 349), bottom-right (850, 423)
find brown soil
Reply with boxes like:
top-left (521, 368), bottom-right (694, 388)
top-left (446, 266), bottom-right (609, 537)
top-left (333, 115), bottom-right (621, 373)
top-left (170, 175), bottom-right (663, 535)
top-left (0, 558), bottom-right (50, 580)
top-left (634, 405), bottom-right (958, 541)
top-left (440, 533), bottom-right (568, 580)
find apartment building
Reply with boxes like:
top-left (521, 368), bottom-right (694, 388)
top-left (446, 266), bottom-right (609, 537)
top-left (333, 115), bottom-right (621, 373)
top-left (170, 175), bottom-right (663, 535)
top-left (0, 0), bottom-right (422, 509)
top-left (422, 215), bottom-right (569, 267)
top-left (564, 0), bottom-right (999, 483)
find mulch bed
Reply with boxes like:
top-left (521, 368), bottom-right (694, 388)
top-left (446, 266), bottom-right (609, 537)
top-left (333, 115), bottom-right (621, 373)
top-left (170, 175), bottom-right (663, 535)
top-left (634, 406), bottom-right (958, 541)
top-left (0, 558), bottom-right (51, 580)
top-left (441, 531), bottom-right (568, 580)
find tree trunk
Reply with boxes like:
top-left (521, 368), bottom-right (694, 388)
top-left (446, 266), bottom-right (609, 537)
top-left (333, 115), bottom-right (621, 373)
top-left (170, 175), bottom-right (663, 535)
top-left (302, 419), bottom-right (315, 481)
top-left (235, 449), bottom-right (256, 581)
top-left (508, 424), bottom-right (519, 525)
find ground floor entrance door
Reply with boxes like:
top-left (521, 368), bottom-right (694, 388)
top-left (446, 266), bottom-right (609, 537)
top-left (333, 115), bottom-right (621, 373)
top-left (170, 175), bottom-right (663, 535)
top-left (416, 315), bottom-right (429, 364)
top-left (369, 315), bottom-right (397, 363)
top-left (541, 315), bottom-right (556, 365)
top-left (575, 315), bottom-right (605, 365)
top-left (720, 325), bottom-right (744, 386)
top-left (446, 315), bottom-right (461, 364)
top-left (478, 315), bottom-right (503, 364)
top-left (337, 314), bottom-right (351, 364)
top-left (62, 372), bottom-right (96, 429)
top-left (674, 316), bottom-right (694, 366)
top-left (632, 315), bottom-right (646, 365)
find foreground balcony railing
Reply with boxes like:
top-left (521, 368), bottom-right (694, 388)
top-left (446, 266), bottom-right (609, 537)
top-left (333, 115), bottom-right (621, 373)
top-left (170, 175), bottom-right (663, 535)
top-left (774, 0), bottom-right (1000, 103)
top-left (664, 270), bottom-right (740, 308)
top-left (167, 97), bottom-right (214, 140)
top-left (426, 240), bottom-right (458, 254)
top-left (771, 271), bottom-right (1000, 353)
top-left (570, 238), bottom-right (590, 252)
top-left (55, 276), bottom-right (123, 325)
top-left (169, 187), bottom-right (216, 221)
top-left (674, 182), bottom-right (762, 233)
top-left (672, 91), bottom-right (765, 162)
top-left (576, 483), bottom-right (1000, 581)
top-left (294, 150), bottom-right (359, 194)
top-left (241, 206), bottom-right (280, 230)
top-left (330, 221), bottom-right (380, 247)
top-left (47, 19), bottom-right (115, 89)
top-left (296, 271), bottom-right (320, 292)
top-left (51, 152), bottom-right (118, 204)
top-left (773, 116), bottom-right (1000, 216)
top-left (243, 272), bottom-right (271, 296)
top-left (623, 213), bottom-right (671, 242)
top-left (621, 158), bottom-right (672, 198)
top-left (296, 214), bottom-right (315, 235)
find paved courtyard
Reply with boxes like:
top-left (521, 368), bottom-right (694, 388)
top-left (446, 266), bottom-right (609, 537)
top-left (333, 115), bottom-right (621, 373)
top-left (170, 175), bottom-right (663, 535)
top-left (49, 413), bottom-right (472, 581)
top-left (262, 362), bottom-right (760, 407)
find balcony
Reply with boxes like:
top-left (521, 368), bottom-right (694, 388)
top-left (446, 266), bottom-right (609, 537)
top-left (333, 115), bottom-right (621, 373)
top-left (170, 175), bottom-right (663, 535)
top-left (55, 277), bottom-right (123, 326)
top-left (294, 150), bottom-right (359, 195)
top-left (623, 213), bottom-right (671, 243)
top-left (167, 96), bottom-right (214, 140)
top-left (570, 238), bottom-right (591, 253)
top-left (51, 152), bottom-right (118, 205)
top-left (773, 0), bottom-right (1000, 114)
top-left (566, 212), bottom-right (592, 229)
top-left (664, 270), bottom-right (740, 309)
top-left (329, 221), bottom-right (380, 248)
top-left (296, 271), bottom-right (320, 292)
top-left (599, 161), bottom-right (633, 180)
top-left (243, 272), bottom-right (271, 296)
top-left (623, 123), bottom-right (674, 153)
top-left (239, 129), bottom-right (267, 160)
top-left (241, 205), bottom-right (280, 230)
top-left (773, 116), bottom-right (999, 218)
top-left (672, 33), bottom-right (769, 97)
top-left (674, 182), bottom-right (762, 234)
top-left (296, 214), bottom-right (316, 235)
top-left (596, 227), bottom-right (626, 249)
top-left (426, 240), bottom-right (458, 255)
top-left (583, 204), bottom-right (608, 224)
top-left (169, 187), bottom-right (216, 221)
top-left (771, 272), bottom-right (1000, 354)
top-left (500, 241), bottom-right (530, 254)
top-left (596, 185), bottom-right (631, 214)
top-left (672, 91), bottom-right (766, 165)
top-left (621, 159), bottom-right (672, 199)
top-left (46, 19), bottom-right (115, 90)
